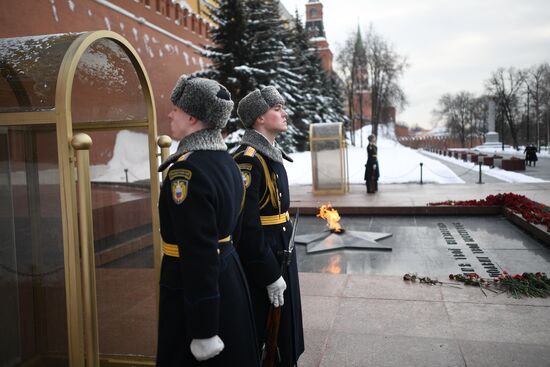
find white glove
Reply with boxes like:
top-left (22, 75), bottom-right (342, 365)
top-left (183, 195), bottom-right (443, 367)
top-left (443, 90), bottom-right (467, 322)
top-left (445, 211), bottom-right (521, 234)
top-left (190, 335), bottom-right (224, 361)
top-left (266, 276), bottom-right (286, 307)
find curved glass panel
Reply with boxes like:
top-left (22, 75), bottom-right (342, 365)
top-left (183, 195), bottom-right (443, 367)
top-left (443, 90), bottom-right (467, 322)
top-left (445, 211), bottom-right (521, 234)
top-left (0, 124), bottom-right (69, 366)
top-left (72, 38), bottom-right (147, 124)
top-left (80, 128), bottom-right (156, 357)
top-left (311, 122), bottom-right (341, 139)
top-left (0, 33), bottom-right (82, 112)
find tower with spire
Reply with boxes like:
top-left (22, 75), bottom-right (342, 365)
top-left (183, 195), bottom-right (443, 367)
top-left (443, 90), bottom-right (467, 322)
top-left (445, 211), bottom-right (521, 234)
top-left (305, 0), bottom-right (333, 73)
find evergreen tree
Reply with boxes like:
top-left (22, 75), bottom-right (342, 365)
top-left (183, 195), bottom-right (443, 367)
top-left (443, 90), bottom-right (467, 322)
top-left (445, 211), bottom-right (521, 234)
top-left (289, 12), bottom-right (326, 123)
top-left (201, 0), bottom-right (252, 133)
top-left (325, 72), bottom-right (348, 124)
top-left (284, 10), bottom-right (316, 151)
top-left (305, 45), bottom-right (344, 125)
top-left (244, 0), bottom-right (303, 151)
top-left (243, 0), bottom-right (282, 87)
top-left (286, 11), bottom-right (348, 149)
top-left (201, 0), bottom-right (347, 151)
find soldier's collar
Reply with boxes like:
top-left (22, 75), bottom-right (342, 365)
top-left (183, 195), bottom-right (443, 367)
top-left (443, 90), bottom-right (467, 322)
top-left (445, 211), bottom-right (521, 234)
top-left (158, 129), bottom-right (226, 171)
top-left (241, 129), bottom-right (293, 164)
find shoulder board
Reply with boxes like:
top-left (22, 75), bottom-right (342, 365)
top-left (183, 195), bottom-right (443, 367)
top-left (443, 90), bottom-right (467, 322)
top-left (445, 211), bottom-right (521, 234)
top-left (176, 152), bottom-right (193, 162)
top-left (244, 146), bottom-right (256, 157)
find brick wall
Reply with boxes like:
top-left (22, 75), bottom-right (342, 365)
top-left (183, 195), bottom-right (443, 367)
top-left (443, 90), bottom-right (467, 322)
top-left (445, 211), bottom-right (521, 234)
top-left (0, 0), bottom-right (213, 163)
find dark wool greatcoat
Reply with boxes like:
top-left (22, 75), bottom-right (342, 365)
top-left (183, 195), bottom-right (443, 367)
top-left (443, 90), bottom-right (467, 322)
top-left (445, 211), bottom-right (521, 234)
top-left (524, 145), bottom-right (538, 163)
top-left (233, 137), bottom-right (305, 367)
top-left (157, 149), bottom-right (259, 367)
top-left (364, 143), bottom-right (380, 192)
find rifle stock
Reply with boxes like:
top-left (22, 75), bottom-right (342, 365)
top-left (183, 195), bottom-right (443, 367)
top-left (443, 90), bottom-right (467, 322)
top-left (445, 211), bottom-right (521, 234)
top-left (261, 305), bottom-right (282, 367)
top-left (261, 210), bottom-right (299, 367)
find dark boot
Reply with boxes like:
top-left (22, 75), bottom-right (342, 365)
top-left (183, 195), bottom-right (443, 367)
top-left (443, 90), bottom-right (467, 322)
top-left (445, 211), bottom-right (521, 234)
top-left (367, 179), bottom-right (375, 193)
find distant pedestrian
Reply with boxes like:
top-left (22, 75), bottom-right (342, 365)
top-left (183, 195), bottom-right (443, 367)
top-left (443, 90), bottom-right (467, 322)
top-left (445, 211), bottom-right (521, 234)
top-left (364, 134), bottom-right (380, 193)
top-left (524, 144), bottom-right (538, 167)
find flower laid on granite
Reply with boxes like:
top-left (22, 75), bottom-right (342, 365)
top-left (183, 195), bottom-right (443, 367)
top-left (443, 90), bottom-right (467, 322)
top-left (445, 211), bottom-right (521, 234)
top-left (494, 271), bottom-right (550, 298)
top-left (448, 273), bottom-right (496, 296)
top-left (403, 273), bottom-right (461, 287)
top-left (404, 272), bottom-right (439, 285)
top-left (429, 193), bottom-right (550, 232)
top-left (448, 272), bottom-right (550, 299)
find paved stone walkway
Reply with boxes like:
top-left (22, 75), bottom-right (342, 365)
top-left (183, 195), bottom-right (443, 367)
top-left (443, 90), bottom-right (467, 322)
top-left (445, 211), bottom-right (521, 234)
top-left (298, 272), bottom-right (550, 367)
top-left (290, 182), bottom-right (550, 211)
top-left (418, 151), bottom-right (505, 184)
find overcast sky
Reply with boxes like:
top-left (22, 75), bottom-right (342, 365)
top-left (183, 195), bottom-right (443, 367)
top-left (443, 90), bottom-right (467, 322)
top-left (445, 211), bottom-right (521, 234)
top-left (279, 0), bottom-right (550, 129)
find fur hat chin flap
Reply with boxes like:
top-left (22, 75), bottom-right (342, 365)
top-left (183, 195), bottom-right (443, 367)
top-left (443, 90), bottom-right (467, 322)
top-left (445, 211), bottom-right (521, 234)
top-left (237, 86), bottom-right (285, 128)
top-left (170, 76), bottom-right (234, 129)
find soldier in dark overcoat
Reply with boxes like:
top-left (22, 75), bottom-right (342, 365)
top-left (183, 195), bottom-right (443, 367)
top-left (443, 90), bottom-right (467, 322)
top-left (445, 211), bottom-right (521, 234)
top-left (524, 144), bottom-right (538, 166)
top-left (156, 76), bottom-right (259, 367)
top-left (364, 134), bottom-right (380, 193)
top-left (232, 87), bottom-right (304, 367)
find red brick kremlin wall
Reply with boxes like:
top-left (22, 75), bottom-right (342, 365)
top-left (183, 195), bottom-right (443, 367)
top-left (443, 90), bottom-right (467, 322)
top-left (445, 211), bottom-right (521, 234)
top-left (0, 0), bottom-right (212, 163)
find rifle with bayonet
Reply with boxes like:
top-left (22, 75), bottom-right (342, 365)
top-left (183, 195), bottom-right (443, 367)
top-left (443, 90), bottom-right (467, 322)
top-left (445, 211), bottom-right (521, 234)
top-left (261, 209), bottom-right (299, 367)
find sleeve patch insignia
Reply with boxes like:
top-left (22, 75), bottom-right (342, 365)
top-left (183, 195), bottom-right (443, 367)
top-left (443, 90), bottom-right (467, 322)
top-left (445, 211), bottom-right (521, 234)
top-left (171, 179), bottom-right (188, 204)
top-left (169, 168), bottom-right (192, 181)
top-left (238, 163), bottom-right (252, 171)
top-left (239, 163), bottom-right (252, 189)
top-left (241, 171), bottom-right (251, 189)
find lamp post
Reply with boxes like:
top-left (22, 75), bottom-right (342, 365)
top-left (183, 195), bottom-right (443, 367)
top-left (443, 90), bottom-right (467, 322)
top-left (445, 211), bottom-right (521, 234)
top-left (526, 85), bottom-right (530, 145)
top-left (501, 111), bottom-right (505, 151)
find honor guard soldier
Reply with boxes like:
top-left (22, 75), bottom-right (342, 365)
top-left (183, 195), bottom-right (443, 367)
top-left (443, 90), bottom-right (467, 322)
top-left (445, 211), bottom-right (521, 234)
top-left (156, 76), bottom-right (259, 366)
top-left (364, 134), bottom-right (380, 193)
top-left (233, 87), bottom-right (304, 367)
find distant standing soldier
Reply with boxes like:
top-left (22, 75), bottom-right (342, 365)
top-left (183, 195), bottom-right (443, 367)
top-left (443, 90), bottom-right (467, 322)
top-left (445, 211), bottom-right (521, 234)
top-left (156, 76), bottom-right (259, 366)
top-left (233, 86), bottom-right (304, 367)
top-left (524, 143), bottom-right (538, 167)
top-left (364, 134), bottom-right (380, 193)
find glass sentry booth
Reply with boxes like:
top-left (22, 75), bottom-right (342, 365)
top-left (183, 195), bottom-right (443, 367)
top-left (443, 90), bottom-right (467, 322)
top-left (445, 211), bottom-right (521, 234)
top-left (309, 122), bottom-right (349, 195)
top-left (0, 31), bottom-right (168, 366)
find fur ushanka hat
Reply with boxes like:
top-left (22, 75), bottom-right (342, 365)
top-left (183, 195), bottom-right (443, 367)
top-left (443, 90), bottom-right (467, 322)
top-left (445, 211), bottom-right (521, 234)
top-left (170, 76), bottom-right (233, 129)
top-left (237, 86), bottom-right (285, 128)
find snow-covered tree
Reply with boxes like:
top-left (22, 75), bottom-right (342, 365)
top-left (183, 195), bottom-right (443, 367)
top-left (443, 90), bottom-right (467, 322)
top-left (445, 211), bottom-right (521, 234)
top-left (201, 0), bottom-right (346, 151)
top-left (201, 0), bottom-right (253, 132)
top-left (243, 0), bottom-right (305, 151)
top-left (283, 10), bottom-right (318, 150)
top-left (287, 12), bottom-right (347, 144)
top-left (325, 72), bottom-right (348, 125)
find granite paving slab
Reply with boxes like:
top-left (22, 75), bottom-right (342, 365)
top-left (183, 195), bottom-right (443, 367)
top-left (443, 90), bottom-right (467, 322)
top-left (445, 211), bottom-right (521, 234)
top-left (297, 273), bottom-right (550, 367)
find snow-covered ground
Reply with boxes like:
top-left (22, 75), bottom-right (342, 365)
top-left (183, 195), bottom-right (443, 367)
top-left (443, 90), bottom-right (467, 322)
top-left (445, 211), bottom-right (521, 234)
top-left (91, 125), bottom-right (545, 185)
top-left (473, 145), bottom-right (550, 158)
top-left (91, 130), bottom-right (152, 182)
top-left (420, 150), bottom-right (546, 183)
top-left (286, 124), bottom-right (465, 185)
